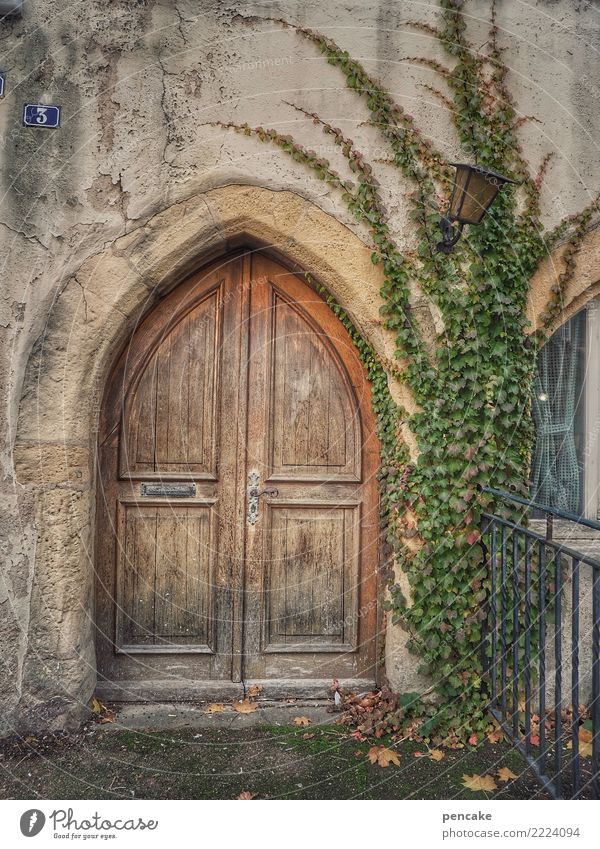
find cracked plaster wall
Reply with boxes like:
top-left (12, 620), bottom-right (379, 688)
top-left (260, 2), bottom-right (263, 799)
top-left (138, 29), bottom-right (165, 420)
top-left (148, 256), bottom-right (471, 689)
top-left (1, 0), bottom-right (600, 731)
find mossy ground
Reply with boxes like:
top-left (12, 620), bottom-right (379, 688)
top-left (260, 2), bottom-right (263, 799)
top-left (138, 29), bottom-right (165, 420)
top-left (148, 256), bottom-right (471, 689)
top-left (0, 725), bottom-right (550, 800)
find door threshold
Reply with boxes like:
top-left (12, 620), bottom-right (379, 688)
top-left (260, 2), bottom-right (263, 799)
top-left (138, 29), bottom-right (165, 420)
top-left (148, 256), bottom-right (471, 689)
top-left (243, 678), bottom-right (376, 700)
top-left (96, 678), bottom-right (375, 704)
top-left (93, 699), bottom-right (341, 731)
top-left (95, 680), bottom-right (245, 703)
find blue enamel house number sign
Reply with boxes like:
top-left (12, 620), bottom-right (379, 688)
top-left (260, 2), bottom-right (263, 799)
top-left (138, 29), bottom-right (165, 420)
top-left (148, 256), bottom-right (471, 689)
top-left (23, 103), bottom-right (60, 128)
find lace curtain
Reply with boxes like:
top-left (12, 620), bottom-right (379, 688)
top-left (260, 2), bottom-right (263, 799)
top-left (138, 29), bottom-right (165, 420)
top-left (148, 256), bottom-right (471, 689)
top-left (531, 311), bottom-right (585, 514)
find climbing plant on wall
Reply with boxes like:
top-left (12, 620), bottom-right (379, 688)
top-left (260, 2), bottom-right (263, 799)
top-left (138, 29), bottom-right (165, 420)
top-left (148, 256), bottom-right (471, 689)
top-left (218, 0), bottom-right (599, 736)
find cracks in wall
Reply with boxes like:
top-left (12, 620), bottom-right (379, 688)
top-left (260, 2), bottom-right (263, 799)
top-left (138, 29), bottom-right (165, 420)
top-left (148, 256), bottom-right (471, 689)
top-left (156, 54), bottom-right (174, 170)
top-left (0, 221), bottom-right (51, 254)
top-left (96, 50), bottom-right (122, 153)
top-left (173, 0), bottom-right (191, 49)
top-left (72, 276), bottom-right (89, 324)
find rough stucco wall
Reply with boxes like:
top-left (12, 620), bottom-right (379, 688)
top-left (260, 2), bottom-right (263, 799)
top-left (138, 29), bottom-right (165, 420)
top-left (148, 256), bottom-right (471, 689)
top-left (1, 0), bottom-right (600, 731)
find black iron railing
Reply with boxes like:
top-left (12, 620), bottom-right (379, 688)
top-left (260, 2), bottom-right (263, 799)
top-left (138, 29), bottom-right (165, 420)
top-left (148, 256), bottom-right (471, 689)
top-left (480, 487), bottom-right (600, 799)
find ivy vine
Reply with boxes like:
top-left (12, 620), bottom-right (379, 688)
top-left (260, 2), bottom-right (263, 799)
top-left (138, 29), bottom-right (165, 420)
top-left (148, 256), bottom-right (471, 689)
top-left (219, 0), bottom-right (600, 737)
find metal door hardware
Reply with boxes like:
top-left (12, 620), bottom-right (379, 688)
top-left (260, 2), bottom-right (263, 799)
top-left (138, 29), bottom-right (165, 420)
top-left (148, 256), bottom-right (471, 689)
top-left (247, 472), bottom-right (278, 524)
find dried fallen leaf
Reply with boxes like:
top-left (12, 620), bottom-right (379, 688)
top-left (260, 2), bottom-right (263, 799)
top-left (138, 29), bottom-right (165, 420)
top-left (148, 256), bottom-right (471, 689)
top-left (206, 703), bottom-right (225, 714)
top-left (302, 732), bottom-right (315, 740)
top-left (566, 728), bottom-right (593, 758)
top-left (293, 716), bottom-right (311, 727)
top-left (468, 733), bottom-right (478, 746)
top-left (246, 685), bottom-right (263, 700)
top-left (462, 773), bottom-right (497, 792)
top-left (233, 700), bottom-right (258, 714)
top-left (428, 749), bottom-right (445, 762)
top-left (497, 767), bottom-right (518, 783)
top-left (367, 745), bottom-right (400, 768)
top-left (89, 696), bottom-right (104, 715)
top-left (237, 791), bottom-right (257, 800)
top-left (487, 727), bottom-right (504, 744)
top-left (99, 711), bottom-right (116, 724)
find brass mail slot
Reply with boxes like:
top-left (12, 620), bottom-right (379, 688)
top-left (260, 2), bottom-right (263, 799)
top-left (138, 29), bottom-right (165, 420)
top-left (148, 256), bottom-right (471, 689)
top-left (140, 482), bottom-right (196, 498)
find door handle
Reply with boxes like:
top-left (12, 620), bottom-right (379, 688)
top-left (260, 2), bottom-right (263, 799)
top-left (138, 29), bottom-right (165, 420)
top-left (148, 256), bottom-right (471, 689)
top-left (247, 472), bottom-right (279, 525)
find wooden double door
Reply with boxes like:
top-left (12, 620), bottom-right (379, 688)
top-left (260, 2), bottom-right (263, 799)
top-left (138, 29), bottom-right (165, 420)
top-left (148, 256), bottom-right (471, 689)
top-left (95, 251), bottom-right (379, 701)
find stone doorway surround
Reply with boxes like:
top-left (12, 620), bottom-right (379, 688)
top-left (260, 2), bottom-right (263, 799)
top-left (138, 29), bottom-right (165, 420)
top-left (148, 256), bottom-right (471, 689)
top-left (9, 184), bottom-right (419, 733)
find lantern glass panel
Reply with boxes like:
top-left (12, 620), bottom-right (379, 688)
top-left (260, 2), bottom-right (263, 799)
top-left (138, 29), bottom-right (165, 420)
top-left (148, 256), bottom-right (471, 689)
top-left (448, 164), bottom-right (472, 220)
top-left (458, 168), bottom-right (501, 225)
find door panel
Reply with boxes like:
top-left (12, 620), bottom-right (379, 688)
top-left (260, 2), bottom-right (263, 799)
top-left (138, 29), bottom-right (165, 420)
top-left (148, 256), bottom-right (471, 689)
top-left (95, 251), bottom-right (378, 701)
top-left (116, 502), bottom-right (216, 652)
top-left (96, 261), bottom-right (244, 699)
top-left (270, 294), bottom-right (360, 479)
top-left (242, 254), bottom-right (379, 690)
top-left (121, 289), bottom-right (221, 479)
top-left (265, 504), bottom-right (359, 651)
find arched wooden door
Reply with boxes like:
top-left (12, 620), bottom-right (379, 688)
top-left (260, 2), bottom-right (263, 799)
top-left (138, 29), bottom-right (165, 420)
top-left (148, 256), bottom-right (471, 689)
top-left (95, 251), bottom-right (379, 701)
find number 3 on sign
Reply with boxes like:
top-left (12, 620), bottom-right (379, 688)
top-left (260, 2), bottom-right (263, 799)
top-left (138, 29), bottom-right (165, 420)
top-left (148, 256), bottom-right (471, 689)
top-left (23, 103), bottom-right (60, 128)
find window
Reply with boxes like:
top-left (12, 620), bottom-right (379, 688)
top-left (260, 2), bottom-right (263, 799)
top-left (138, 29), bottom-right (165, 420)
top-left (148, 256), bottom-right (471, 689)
top-left (531, 305), bottom-right (588, 515)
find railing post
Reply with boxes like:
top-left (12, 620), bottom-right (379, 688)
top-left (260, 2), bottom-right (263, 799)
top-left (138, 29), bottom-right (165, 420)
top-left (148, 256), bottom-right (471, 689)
top-left (538, 540), bottom-right (547, 778)
top-left (554, 551), bottom-right (563, 798)
top-left (501, 525), bottom-right (508, 717)
top-left (524, 536), bottom-right (532, 756)
top-left (592, 567), bottom-right (600, 800)
top-left (512, 531), bottom-right (520, 741)
top-left (480, 515), bottom-right (491, 699)
top-left (571, 557), bottom-right (580, 799)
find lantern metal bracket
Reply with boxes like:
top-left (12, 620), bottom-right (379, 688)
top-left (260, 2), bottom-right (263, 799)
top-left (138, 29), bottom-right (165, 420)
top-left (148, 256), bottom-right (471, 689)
top-left (436, 216), bottom-right (464, 254)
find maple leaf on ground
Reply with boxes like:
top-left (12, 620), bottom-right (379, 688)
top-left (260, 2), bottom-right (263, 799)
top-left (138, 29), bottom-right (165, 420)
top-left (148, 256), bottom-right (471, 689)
top-left (233, 700), bottom-right (258, 714)
top-left (566, 728), bottom-right (593, 758)
top-left (428, 749), bottom-right (445, 762)
top-left (206, 703), bottom-right (225, 714)
top-left (462, 774), bottom-right (497, 793)
top-left (89, 696), bottom-right (115, 723)
top-left (236, 791), bottom-right (257, 800)
top-left (487, 727), bottom-right (504, 744)
top-left (302, 732), bottom-right (315, 740)
top-left (497, 767), bottom-right (518, 783)
top-left (246, 685), bottom-right (263, 700)
top-left (367, 745), bottom-right (400, 768)
top-left (293, 716), bottom-right (311, 727)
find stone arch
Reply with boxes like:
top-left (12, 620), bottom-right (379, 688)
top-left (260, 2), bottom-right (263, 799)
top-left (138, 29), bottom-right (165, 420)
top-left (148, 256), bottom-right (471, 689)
top-left (12, 184), bottom-right (414, 727)
top-left (528, 223), bottom-right (600, 333)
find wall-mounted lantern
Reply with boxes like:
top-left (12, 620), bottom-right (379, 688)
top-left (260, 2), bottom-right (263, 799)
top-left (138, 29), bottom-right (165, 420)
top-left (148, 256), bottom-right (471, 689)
top-left (436, 163), bottom-right (518, 254)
